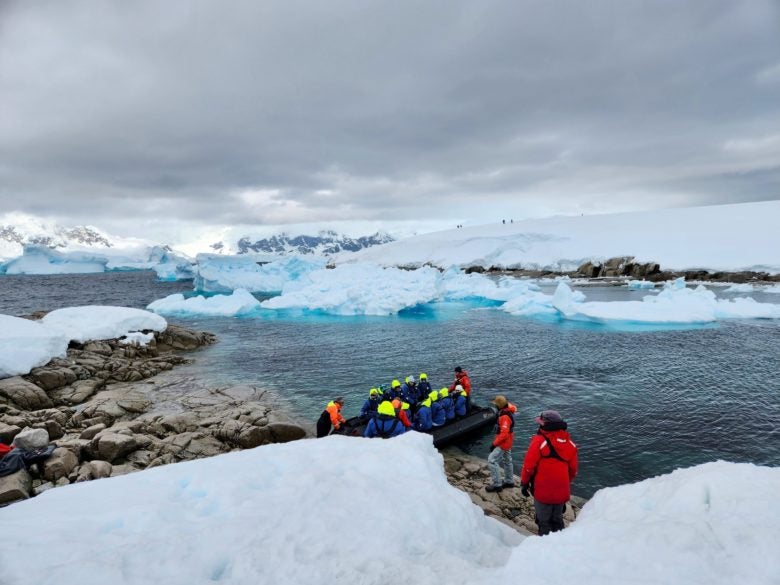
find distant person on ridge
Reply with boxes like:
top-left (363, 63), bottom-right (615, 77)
top-left (450, 367), bottom-right (472, 409)
top-left (364, 400), bottom-right (406, 439)
top-left (486, 395), bottom-right (517, 492)
top-left (519, 410), bottom-right (578, 535)
top-left (316, 397), bottom-right (346, 438)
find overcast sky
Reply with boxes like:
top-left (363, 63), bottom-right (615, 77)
top-left (1, 0), bottom-right (779, 241)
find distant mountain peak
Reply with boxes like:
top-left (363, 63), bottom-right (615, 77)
top-left (235, 231), bottom-right (394, 255)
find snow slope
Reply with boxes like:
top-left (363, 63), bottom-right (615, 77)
top-left (0, 433), bottom-right (776, 585)
top-left (344, 200), bottom-right (780, 274)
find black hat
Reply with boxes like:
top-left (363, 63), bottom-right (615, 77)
top-left (535, 410), bottom-right (563, 425)
top-left (454, 366), bottom-right (462, 373)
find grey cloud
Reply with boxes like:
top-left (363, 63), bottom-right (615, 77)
top-left (1, 0), bottom-right (779, 236)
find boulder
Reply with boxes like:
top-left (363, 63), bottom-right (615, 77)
top-left (157, 325), bottom-right (216, 351)
top-left (33, 420), bottom-right (64, 441)
top-left (0, 422), bottom-right (21, 444)
top-left (82, 341), bottom-right (113, 356)
top-left (210, 420), bottom-right (270, 449)
top-left (27, 366), bottom-right (78, 391)
top-left (80, 423), bottom-right (107, 440)
top-left (49, 378), bottom-right (105, 406)
top-left (12, 427), bottom-right (49, 451)
top-left (0, 470), bottom-right (32, 505)
top-left (267, 422), bottom-right (306, 443)
top-left (89, 432), bottom-right (139, 462)
top-left (74, 460), bottom-right (113, 482)
top-left (161, 432), bottom-right (225, 460)
top-left (41, 447), bottom-right (79, 482)
top-left (0, 377), bottom-right (53, 410)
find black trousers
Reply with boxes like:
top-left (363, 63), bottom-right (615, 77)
top-left (533, 500), bottom-right (565, 535)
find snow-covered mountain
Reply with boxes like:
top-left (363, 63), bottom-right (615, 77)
top-left (233, 230), bottom-right (394, 255)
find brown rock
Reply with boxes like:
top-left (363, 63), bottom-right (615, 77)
top-left (0, 377), bottom-right (53, 410)
top-left (0, 469), bottom-right (32, 505)
top-left (27, 366), bottom-right (78, 391)
top-left (41, 447), bottom-right (79, 482)
top-left (266, 422), bottom-right (306, 443)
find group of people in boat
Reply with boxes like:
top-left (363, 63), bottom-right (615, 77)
top-left (315, 366), bottom-right (472, 439)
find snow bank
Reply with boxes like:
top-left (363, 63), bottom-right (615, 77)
top-left (344, 200), bottom-right (780, 274)
top-left (41, 306), bottom-right (167, 343)
top-left (193, 254), bottom-right (325, 293)
top-left (118, 332), bottom-right (155, 346)
top-left (0, 433), bottom-right (519, 585)
top-left (261, 263), bottom-right (441, 315)
top-left (502, 461), bottom-right (780, 585)
top-left (0, 435), bottom-right (777, 585)
top-left (148, 290), bottom-right (261, 317)
top-left (551, 281), bottom-right (780, 324)
top-left (0, 315), bottom-right (68, 378)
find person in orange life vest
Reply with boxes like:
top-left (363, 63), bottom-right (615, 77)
top-left (486, 395), bottom-right (517, 492)
top-left (391, 398), bottom-right (412, 428)
top-left (316, 397), bottom-right (346, 438)
top-left (520, 410), bottom-right (578, 535)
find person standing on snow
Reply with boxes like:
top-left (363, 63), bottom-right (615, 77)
top-left (519, 410), bottom-right (578, 535)
top-left (316, 397), bottom-right (346, 438)
top-left (486, 395), bottom-right (517, 492)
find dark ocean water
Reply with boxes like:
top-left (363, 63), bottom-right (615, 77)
top-left (2, 271), bottom-right (779, 497)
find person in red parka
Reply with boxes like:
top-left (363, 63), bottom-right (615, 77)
top-left (450, 366), bottom-right (472, 410)
top-left (520, 410), bottom-right (578, 535)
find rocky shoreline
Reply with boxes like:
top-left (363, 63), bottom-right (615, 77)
top-left (461, 256), bottom-right (780, 284)
top-left (1, 320), bottom-right (578, 535)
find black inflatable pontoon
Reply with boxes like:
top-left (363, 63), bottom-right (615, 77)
top-left (333, 404), bottom-right (498, 447)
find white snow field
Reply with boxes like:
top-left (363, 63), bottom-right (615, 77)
top-left (344, 200), bottom-right (780, 274)
top-left (0, 433), bottom-right (777, 585)
top-left (0, 307), bottom-right (168, 379)
top-left (0, 315), bottom-right (69, 378)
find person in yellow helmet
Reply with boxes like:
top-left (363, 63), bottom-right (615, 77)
top-left (364, 400), bottom-right (405, 438)
top-left (388, 379), bottom-right (403, 402)
top-left (430, 390), bottom-right (446, 426)
top-left (316, 397), bottom-right (346, 438)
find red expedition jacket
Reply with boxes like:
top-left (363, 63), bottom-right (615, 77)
top-left (449, 371), bottom-right (472, 395)
top-left (492, 404), bottom-right (517, 451)
top-left (520, 430), bottom-right (578, 504)
top-left (0, 443), bottom-right (14, 458)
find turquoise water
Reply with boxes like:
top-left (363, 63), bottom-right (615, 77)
top-left (2, 271), bottom-right (779, 497)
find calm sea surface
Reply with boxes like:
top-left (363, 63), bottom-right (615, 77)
top-left (2, 271), bottom-right (779, 497)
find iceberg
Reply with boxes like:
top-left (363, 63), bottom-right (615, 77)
top-left (0, 433), bottom-right (777, 585)
top-left (550, 281), bottom-right (780, 324)
top-left (107, 246), bottom-right (195, 281)
top-left (626, 279), bottom-right (656, 290)
top-left (723, 283), bottom-right (754, 293)
top-left (0, 245), bottom-right (108, 275)
top-left (260, 263), bottom-right (441, 316)
top-left (41, 306), bottom-right (167, 343)
top-left (0, 315), bottom-right (69, 378)
top-left (193, 254), bottom-right (326, 293)
top-left (147, 289), bottom-right (262, 317)
top-left (765, 284), bottom-right (780, 294)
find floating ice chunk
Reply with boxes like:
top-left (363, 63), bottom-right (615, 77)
top-left (261, 263), bottom-right (441, 315)
top-left (627, 279), bottom-right (656, 290)
top-left (724, 283), bottom-right (754, 293)
top-left (1, 245), bottom-right (108, 275)
top-left (549, 282), bottom-right (780, 324)
top-left (194, 254), bottom-right (325, 293)
top-left (119, 332), bottom-right (155, 346)
top-left (765, 285), bottom-right (780, 294)
top-left (440, 268), bottom-right (541, 302)
top-left (147, 289), bottom-right (261, 317)
top-left (0, 315), bottom-right (69, 378)
top-left (42, 306), bottom-right (167, 343)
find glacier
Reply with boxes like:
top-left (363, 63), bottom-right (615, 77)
top-left (193, 254), bottom-right (326, 293)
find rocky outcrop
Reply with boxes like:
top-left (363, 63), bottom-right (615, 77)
top-left (0, 324), bottom-right (308, 508)
top-left (441, 448), bottom-right (583, 535)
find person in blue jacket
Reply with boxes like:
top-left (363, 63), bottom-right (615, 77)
top-left (429, 390), bottom-right (446, 427)
top-left (360, 388), bottom-right (382, 419)
top-left (452, 385), bottom-right (468, 418)
top-left (364, 400), bottom-right (406, 439)
top-left (413, 396), bottom-right (433, 432)
top-left (439, 387), bottom-right (455, 422)
top-left (417, 373), bottom-right (432, 396)
top-left (401, 375), bottom-right (419, 407)
top-left (387, 379), bottom-right (403, 402)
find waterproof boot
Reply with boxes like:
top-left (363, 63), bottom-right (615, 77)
top-left (502, 482), bottom-right (515, 488)
top-left (485, 485), bottom-right (503, 493)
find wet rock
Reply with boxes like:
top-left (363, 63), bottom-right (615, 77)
top-left (41, 447), bottom-right (79, 482)
top-left (157, 325), bottom-right (216, 351)
top-left (267, 422), bottom-right (306, 443)
top-left (0, 377), bottom-right (53, 410)
top-left (0, 470), bottom-right (32, 505)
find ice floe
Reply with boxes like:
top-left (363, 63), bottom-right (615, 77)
top-left (193, 254), bottom-right (325, 293)
top-left (148, 289), bottom-right (262, 317)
